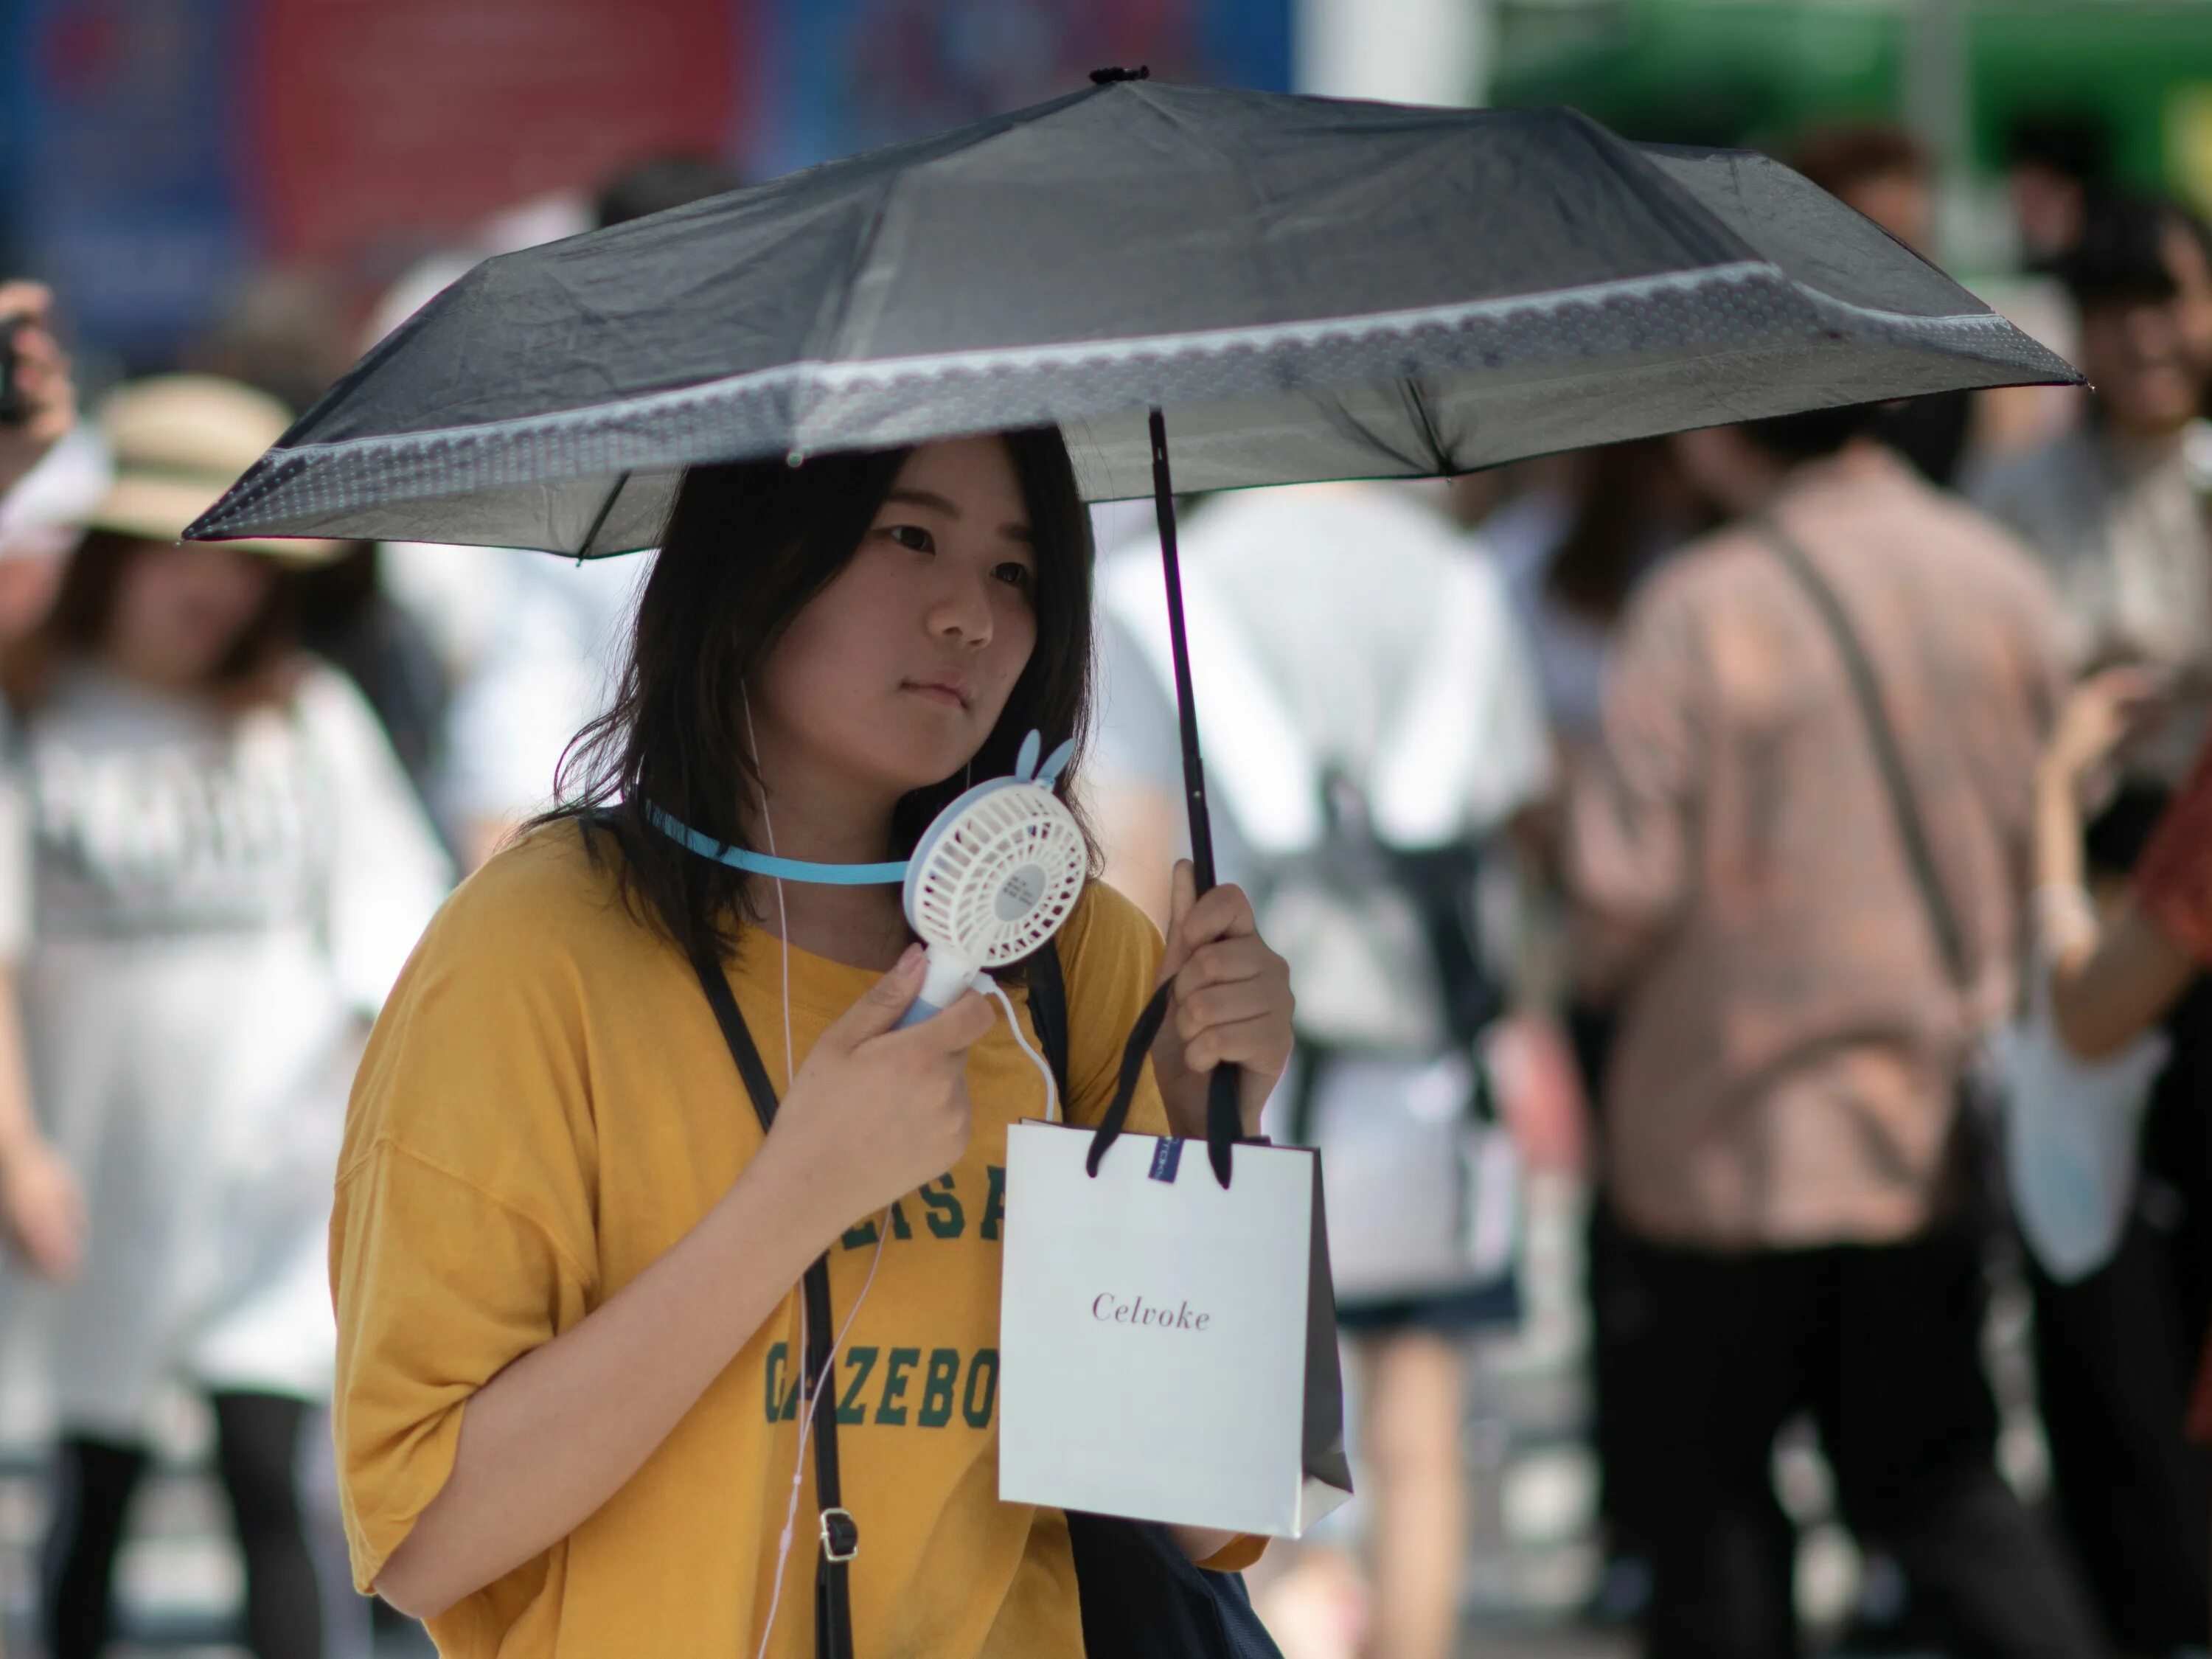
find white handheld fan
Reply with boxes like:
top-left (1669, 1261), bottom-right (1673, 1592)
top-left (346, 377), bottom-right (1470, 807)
top-left (896, 731), bottom-right (1087, 1028)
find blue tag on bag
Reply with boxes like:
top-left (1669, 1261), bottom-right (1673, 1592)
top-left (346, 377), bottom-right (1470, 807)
top-left (1148, 1138), bottom-right (1184, 1183)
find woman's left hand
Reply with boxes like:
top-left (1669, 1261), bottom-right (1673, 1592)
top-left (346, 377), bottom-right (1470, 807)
top-left (1149, 860), bottom-right (1293, 1138)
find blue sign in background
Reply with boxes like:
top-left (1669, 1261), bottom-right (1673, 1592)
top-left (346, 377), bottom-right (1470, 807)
top-left (4, 0), bottom-right (251, 368)
top-left (751, 0), bottom-right (1293, 178)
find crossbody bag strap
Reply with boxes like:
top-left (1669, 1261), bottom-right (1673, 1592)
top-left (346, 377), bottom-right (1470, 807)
top-left (1761, 520), bottom-right (1972, 992)
top-left (1023, 944), bottom-right (1074, 1109)
top-left (688, 950), bottom-right (858, 1659)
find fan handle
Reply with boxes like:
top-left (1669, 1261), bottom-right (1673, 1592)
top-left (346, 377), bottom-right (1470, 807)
top-left (894, 950), bottom-right (979, 1029)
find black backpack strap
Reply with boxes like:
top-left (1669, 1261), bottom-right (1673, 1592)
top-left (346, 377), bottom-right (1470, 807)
top-left (1032, 941), bottom-right (1202, 1175)
top-left (1024, 945), bottom-right (1073, 1112)
top-left (688, 949), bottom-right (858, 1659)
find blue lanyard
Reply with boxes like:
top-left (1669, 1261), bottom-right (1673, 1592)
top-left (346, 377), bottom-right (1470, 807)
top-left (644, 804), bottom-right (909, 886)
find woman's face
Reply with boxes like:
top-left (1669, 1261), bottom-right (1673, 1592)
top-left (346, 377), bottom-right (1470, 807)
top-left (2081, 225), bottom-right (2212, 440)
top-left (752, 437), bottom-right (1040, 803)
top-left (104, 539), bottom-right (276, 689)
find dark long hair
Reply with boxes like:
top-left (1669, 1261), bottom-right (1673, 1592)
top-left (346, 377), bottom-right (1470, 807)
top-left (0, 530), bottom-right (302, 716)
top-left (544, 430), bottom-right (1099, 965)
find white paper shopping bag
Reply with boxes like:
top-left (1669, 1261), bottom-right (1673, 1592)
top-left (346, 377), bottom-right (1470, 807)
top-left (998, 1119), bottom-right (1353, 1537)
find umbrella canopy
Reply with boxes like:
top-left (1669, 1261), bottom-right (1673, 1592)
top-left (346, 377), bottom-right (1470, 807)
top-left (188, 80), bottom-right (2074, 554)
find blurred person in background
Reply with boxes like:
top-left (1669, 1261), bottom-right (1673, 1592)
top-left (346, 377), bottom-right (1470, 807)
top-left (0, 375), bottom-right (450, 1659)
top-left (1974, 192), bottom-right (2212, 785)
top-left (1970, 207), bottom-right (2212, 1641)
top-left (0, 425), bottom-right (109, 647)
top-left (2025, 681), bottom-right (2212, 1624)
top-left (2014, 662), bottom-right (2211, 1658)
top-left (1566, 404), bottom-right (2101, 1659)
top-left (0, 282), bottom-right (87, 1290)
top-left (1092, 481), bottom-right (1554, 1659)
top-left (1481, 443), bottom-right (1703, 778)
top-left (2007, 116), bottom-right (2113, 275)
top-left (295, 544), bottom-right (452, 838)
top-left (1790, 123), bottom-right (1980, 489)
top-left (186, 272), bottom-right (455, 832)
top-left (1472, 441), bottom-right (1705, 1627)
top-left (593, 152), bottom-right (744, 228)
top-left (376, 153), bottom-right (740, 867)
top-left (186, 270), bottom-right (354, 424)
top-left (0, 283), bottom-right (76, 504)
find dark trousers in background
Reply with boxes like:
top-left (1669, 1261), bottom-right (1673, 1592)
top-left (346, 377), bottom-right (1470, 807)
top-left (40, 1390), bottom-right (324, 1659)
top-left (2028, 1174), bottom-right (2211, 1652)
top-left (1603, 1221), bottom-right (2104, 1659)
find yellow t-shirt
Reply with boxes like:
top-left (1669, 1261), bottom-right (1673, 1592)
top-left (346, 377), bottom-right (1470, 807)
top-left (331, 824), bottom-right (1259, 1658)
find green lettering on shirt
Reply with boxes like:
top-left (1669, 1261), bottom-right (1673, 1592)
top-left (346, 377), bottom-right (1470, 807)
top-left (962, 1349), bottom-right (999, 1428)
top-left (920, 1175), bottom-right (964, 1239)
top-left (838, 1347), bottom-right (878, 1426)
top-left (981, 1165), bottom-right (1006, 1241)
top-left (841, 1217), bottom-right (878, 1249)
top-left (888, 1199), bottom-right (914, 1240)
top-left (876, 1347), bottom-right (921, 1425)
top-left (917, 1349), bottom-right (961, 1427)
top-left (765, 1342), bottom-right (800, 1423)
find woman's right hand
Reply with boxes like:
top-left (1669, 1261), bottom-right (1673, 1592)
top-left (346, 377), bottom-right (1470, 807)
top-left (0, 1135), bottom-right (86, 1283)
top-left (757, 944), bottom-right (995, 1236)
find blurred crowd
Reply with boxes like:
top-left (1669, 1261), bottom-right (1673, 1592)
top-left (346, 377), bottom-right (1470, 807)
top-left (0, 113), bottom-right (2208, 1659)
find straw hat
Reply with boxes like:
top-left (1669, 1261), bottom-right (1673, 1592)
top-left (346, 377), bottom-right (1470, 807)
top-left (88, 375), bottom-right (338, 563)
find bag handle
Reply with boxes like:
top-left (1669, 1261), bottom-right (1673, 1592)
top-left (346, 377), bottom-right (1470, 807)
top-left (688, 950), bottom-right (858, 1659)
top-left (1761, 520), bottom-right (1972, 993)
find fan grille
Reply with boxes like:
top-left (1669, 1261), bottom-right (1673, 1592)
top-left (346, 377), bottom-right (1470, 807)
top-left (909, 782), bottom-right (1088, 967)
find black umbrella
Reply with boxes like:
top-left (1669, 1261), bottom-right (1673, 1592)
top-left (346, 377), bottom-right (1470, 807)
top-left (189, 75), bottom-right (2077, 1172)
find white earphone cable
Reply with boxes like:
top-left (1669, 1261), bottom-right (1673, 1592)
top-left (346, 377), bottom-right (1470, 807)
top-left (745, 693), bottom-right (888, 1659)
top-left (986, 979), bottom-right (1060, 1124)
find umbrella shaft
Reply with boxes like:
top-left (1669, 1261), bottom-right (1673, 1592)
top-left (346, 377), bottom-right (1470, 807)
top-left (1147, 408), bottom-right (1219, 897)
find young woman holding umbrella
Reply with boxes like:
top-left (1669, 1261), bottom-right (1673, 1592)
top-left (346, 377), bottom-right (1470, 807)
top-left (332, 430), bottom-right (1296, 1657)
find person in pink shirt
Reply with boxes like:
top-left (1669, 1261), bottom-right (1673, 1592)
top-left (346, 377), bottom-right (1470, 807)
top-left (1566, 401), bottom-right (2101, 1659)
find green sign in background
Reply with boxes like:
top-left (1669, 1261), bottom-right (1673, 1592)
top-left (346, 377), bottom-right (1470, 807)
top-left (1490, 0), bottom-right (2212, 206)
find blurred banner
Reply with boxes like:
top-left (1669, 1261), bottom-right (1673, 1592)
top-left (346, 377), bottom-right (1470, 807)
top-left (0, 0), bottom-right (1291, 368)
top-left (746, 0), bottom-right (1291, 177)
top-left (254, 0), bottom-right (742, 268)
top-left (3, 0), bottom-right (251, 361)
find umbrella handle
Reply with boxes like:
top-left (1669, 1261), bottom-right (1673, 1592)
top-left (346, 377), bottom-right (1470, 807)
top-left (1149, 407), bottom-right (1243, 1187)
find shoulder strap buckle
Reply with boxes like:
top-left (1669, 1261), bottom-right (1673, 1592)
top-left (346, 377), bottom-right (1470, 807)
top-left (820, 1506), bottom-right (860, 1563)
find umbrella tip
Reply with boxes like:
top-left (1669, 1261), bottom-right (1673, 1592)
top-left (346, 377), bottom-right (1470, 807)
top-left (1088, 65), bottom-right (1150, 84)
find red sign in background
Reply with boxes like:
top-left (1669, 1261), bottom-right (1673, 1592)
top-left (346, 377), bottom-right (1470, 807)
top-left (250, 0), bottom-right (742, 273)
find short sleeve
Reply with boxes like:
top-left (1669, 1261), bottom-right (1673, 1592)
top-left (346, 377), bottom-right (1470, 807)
top-left (329, 841), bottom-right (602, 1593)
top-left (1052, 882), bottom-right (1174, 1136)
top-left (2134, 732), bottom-right (2212, 964)
top-left (330, 1145), bottom-right (591, 1590)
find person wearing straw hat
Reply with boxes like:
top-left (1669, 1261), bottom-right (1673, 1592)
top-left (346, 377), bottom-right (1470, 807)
top-left (0, 375), bottom-right (451, 1659)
